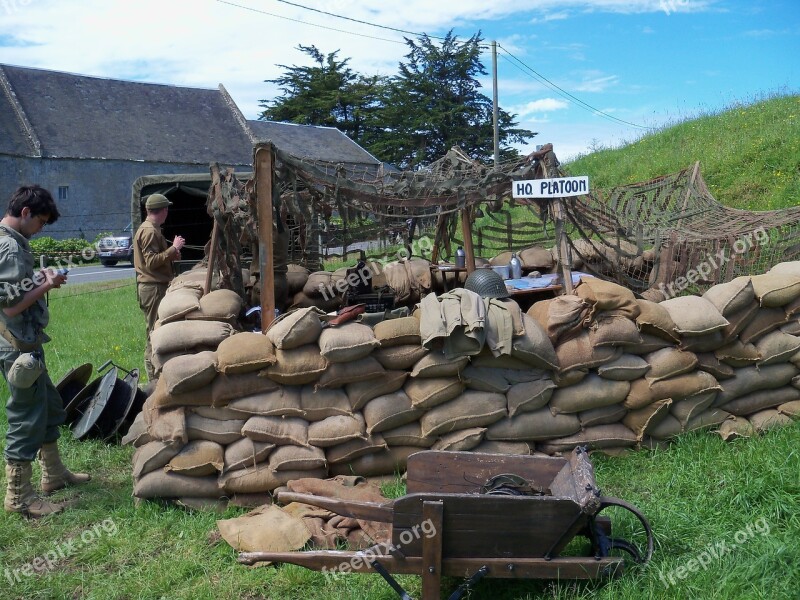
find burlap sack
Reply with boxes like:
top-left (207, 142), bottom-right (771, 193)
top-left (268, 445), bottom-right (327, 471)
top-left (186, 414), bottom-right (246, 445)
top-left (190, 406), bottom-right (248, 421)
top-left (318, 323), bottom-right (379, 363)
top-left (549, 374), bottom-right (629, 415)
top-left (419, 392), bottom-right (506, 438)
top-left (216, 333), bottom-right (276, 374)
top-left (684, 408), bottom-right (731, 432)
top-left (329, 446), bottom-right (419, 478)
top-left (714, 363), bottom-right (799, 406)
top-left (150, 321), bottom-right (234, 355)
top-left (780, 319), bottom-right (800, 336)
top-left (317, 356), bottom-right (385, 388)
top-left (145, 406), bottom-right (187, 444)
top-left (635, 299), bottom-right (680, 342)
top-left (241, 416), bottom-right (309, 446)
top-left (660, 296), bottom-right (729, 336)
top-left (768, 261), bottom-right (800, 278)
top-left (545, 295), bottom-right (590, 343)
top-left (507, 379), bottom-right (557, 417)
top-left (553, 369), bottom-right (588, 388)
top-left (754, 330), bottom-right (800, 365)
top-left (212, 371), bottom-right (280, 407)
top-left (373, 317), bottom-right (421, 347)
top-left (157, 291), bottom-right (201, 324)
top-left (777, 400), bottom-right (800, 419)
top-left (645, 348), bottom-right (698, 383)
top-left (220, 463), bottom-right (327, 494)
top-left (670, 392), bottom-right (716, 428)
top-left (721, 301), bottom-right (760, 342)
top-left (575, 277), bottom-right (640, 320)
top-left (621, 398), bottom-right (672, 439)
top-left (679, 331), bottom-right (726, 354)
top-left (121, 412), bottom-right (151, 447)
top-left (262, 346), bottom-right (329, 385)
top-left (189, 288), bottom-right (243, 321)
top-left (299, 386), bottom-right (352, 421)
top-left (579, 404), bottom-right (628, 428)
top-left (149, 376), bottom-right (213, 409)
top-left (363, 390), bottom-right (424, 435)
top-left (695, 352), bottom-right (735, 380)
top-left (287, 264), bottom-right (311, 296)
top-left (345, 370), bottom-right (409, 411)
top-left (308, 414), bottom-right (366, 447)
top-left (620, 333), bottom-right (674, 355)
top-left (291, 291), bottom-right (342, 313)
top-left (537, 424), bottom-right (638, 454)
top-left (373, 345), bottom-right (429, 370)
top-left (134, 471), bottom-right (221, 499)
top-left (381, 423), bottom-right (436, 448)
top-left (648, 371), bottom-right (720, 403)
top-left (459, 366), bottom-right (511, 394)
top-left (404, 377), bottom-right (464, 410)
top-left (596, 354), bottom-right (650, 381)
top-left (303, 271), bottom-right (338, 298)
top-left (519, 245), bottom-right (554, 270)
top-left (750, 273), bottom-right (800, 307)
top-left (410, 351), bottom-right (469, 377)
top-left (326, 435), bottom-right (387, 464)
top-left (267, 307), bottom-right (325, 350)
top-left (510, 314), bottom-right (559, 371)
top-left (717, 386), bottom-right (800, 416)
top-left (646, 413), bottom-right (682, 440)
top-left (161, 351), bottom-right (218, 395)
top-left (486, 408), bottom-right (581, 441)
top-left (132, 441), bottom-right (182, 478)
top-left (715, 340), bottom-right (762, 367)
top-left (589, 315), bottom-right (642, 347)
top-left (223, 437), bottom-right (275, 473)
top-left (703, 277), bottom-right (755, 316)
top-left (474, 440), bottom-right (533, 455)
top-left (226, 386), bottom-right (303, 418)
top-left (555, 331), bottom-right (620, 372)
top-left (715, 416), bottom-right (755, 441)
top-left (431, 427), bottom-right (486, 451)
top-left (738, 307), bottom-right (787, 344)
top-left (165, 440), bottom-right (224, 476)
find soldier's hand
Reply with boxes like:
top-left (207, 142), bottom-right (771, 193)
top-left (42, 268), bottom-right (67, 289)
top-left (172, 235), bottom-right (186, 252)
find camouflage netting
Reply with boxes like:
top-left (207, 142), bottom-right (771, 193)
top-left (128, 262), bottom-right (800, 507)
top-left (205, 144), bottom-right (800, 310)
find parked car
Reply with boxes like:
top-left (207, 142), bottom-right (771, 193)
top-left (98, 224), bottom-right (133, 266)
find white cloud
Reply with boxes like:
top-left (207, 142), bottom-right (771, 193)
top-left (513, 98), bottom-right (570, 117)
top-left (573, 72), bottom-right (620, 92)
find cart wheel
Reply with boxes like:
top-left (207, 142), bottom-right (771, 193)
top-left (592, 496), bottom-right (654, 565)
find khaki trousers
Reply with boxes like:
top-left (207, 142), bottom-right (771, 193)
top-left (137, 282), bottom-right (168, 380)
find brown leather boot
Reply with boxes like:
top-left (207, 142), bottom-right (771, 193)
top-left (4, 460), bottom-right (64, 517)
top-left (39, 442), bottom-right (91, 494)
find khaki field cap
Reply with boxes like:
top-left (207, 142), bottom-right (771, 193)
top-left (145, 193), bottom-right (172, 210)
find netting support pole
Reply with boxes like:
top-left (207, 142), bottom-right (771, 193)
top-left (256, 145), bottom-right (276, 333)
top-left (552, 198), bottom-right (574, 294)
top-left (461, 207), bottom-right (476, 274)
top-left (205, 163), bottom-right (222, 297)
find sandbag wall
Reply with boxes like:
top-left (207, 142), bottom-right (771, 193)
top-left (127, 262), bottom-right (800, 503)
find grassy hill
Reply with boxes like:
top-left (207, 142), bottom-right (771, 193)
top-left (564, 93), bottom-right (800, 211)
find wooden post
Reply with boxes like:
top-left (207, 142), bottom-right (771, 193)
top-left (203, 220), bottom-right (219, 297)
top-left (460, 207), bottom-right (476, 274)
top-left (421, 500), bottom-right (444, 600)
top-left (256, 145), bottom-right (275, 332)
top-left (552, 199), bottom-right (574, 294)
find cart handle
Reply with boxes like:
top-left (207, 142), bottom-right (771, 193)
top-left (596, 496), bottom-right (654, 565)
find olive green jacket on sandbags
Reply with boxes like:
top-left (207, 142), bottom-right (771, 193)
top-left (133, 220), bottom-right (178, 284)
top-left (0, 224), bottom-right (50, 350)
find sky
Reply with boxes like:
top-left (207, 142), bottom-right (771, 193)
top-left (1, 0), bottom-right (798, 161)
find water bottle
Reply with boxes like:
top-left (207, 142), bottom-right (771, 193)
top-left (455, 246), bottom-right (466, 268)
top-left (508, 252), bottom-right (522, 279)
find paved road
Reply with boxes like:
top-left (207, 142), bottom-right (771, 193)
top-left (65, 264), bottom-right (136, 285)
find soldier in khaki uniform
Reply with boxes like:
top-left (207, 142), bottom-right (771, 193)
top-left (133, 194), bottom-right (185, 380)
top-left (0, 185), bottom-right (90, 518)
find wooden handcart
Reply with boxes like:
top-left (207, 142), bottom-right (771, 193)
top-left (239, 448), bottom-right (653, 599)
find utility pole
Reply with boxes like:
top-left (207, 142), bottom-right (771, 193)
top-left (492, 40), bottom-right (499, 168)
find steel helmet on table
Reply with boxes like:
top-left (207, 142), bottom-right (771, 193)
top-left (464, 268), bottom-right (510, 299)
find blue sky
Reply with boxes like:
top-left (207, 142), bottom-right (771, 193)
top-left (1, 0), bottom-right (797, 160)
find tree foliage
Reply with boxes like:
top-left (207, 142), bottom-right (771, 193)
top-left (259, 45), bottom-right (384, 146)
top-left (260, 33), bottom-right (537, 169)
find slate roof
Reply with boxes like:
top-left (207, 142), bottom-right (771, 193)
top-left (246, 120), bottom-right (381, 165)
top-left (0, 64), bottom-right (252, 165)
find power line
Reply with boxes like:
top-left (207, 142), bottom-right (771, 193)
top-left (496, 44), bottom-right (651, 130)
top-left (214, 0), bottom-right (406, 44)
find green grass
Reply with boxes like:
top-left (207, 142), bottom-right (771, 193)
top-left (565, 93), bottom-right (800, 211)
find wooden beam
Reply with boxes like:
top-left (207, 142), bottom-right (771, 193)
top-left (460, 207), bottom-right (476, 274)
top-left (256, 145), bottom-right (275, 332)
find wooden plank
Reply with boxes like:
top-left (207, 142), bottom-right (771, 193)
top-left (421, 501), bottom-right (443, 600)
top-left (275, 492), bottom-right (393, 523)
top-left (391, 494), bottom-right (583, 558)
top-left (238, 551), bottom-right (622, 580)
top-left (255, 145), bottom-right (275, 332)
top-left (406, 450), bottom-right (567, 495)
top-left (460, 207), bottom-right (476, 274)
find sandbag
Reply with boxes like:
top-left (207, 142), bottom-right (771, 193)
top-left (308, 414), bottom-right (366, 447)
top-left (645, 348), bottom-right (698, 383)
top-left (702, 277), bottom-right (755, 316)
top-left (317, 356), bottom-right (385, 388)
top-left (299, 386), bottom-right (352, 421)
top-left (373, 317), bottom-right (421, 347)
top-left (373, 345), bottom-right (428, 370)
top-left (212, 371), bottom-right (280, 407)
top-left (262, 346), bottom-right (329, 385)
top-left (268, 445), bottom-right (327, 471)
top-left (596, 354), bottom-right (650, 381)
top-left (134, 471), bottom-right (221, 499)
top-left (404, 377), bottom-right (464, 410)
top-left (431, 427), bottom-right (486, 451)
top-left (486, 408), bottom-right (581, 441)
top-left (419, 391), bottom-right (507, 438)
top-left (345, 370), bottom-right (408, 411)
top-left (223, 437), bottom-right (275, 473)
top-left (325, 435), bottom-right (387, 465)
top-left (549, 374), bottom-right (629, 415)
top-left (241, 416), bottom-right (309, 446)
top-left (537, 424), bottom-right (638, 453)
top-left (157, 291), bottom-right (201, 324)
top-left (635, 299), bottom-right (680, 342)
top-left (381, 423), bottom-right (436, 448)
top-left (186, 414), bottom-right (246, 445)
top-left (362, 390), bottom-right (423, 435)
top-left (132, 441), bottom-right (182, 478)
top-left (506, 379), bottom-right (557, 417)
top-left (410, 351), bottom-right (469, 378)
top-left (318, 323), bottom-right (379, 363)
top-left (750, 273), bottom-right (800, 307)
top-left (266, 307), bottom-right (325, 350)
top-left (165, 440), bottom-right (224, 476)
top-left (510, 314), bottom-right (559, 371)
top-left (754, 330), bottom-right (800, 365)
top-left (226, 386), bottom-right (302, 418)
top-left (150, 321), bottom-right (234, 355)
top-left (660, 296), bottom-right (729, 336)
top-left (216, 332), bottom-right (276, 374)
top-left (579, 404), bottom-right (628, 428)
top-left (161, 351), bottom-right (218, 395)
